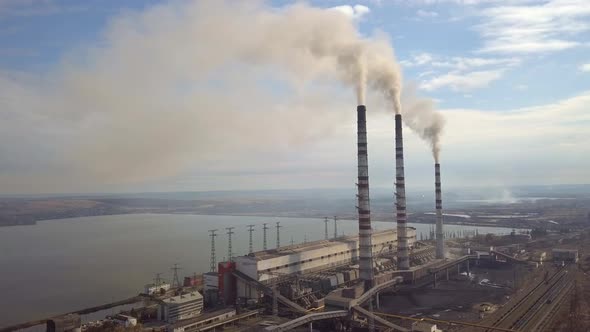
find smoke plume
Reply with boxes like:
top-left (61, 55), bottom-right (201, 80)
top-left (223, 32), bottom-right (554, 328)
top-left (0, 0), bottom-right (434, 192)
top-left (402, 85), bottom-right (445, 162)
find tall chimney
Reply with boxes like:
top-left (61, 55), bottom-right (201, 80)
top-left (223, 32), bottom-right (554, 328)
top-left (395, 114), bottom-right (410, 270)
top-left (435, 163), bottom-right (444, 259)
top-left (357, 105), bottom-right (374, 290)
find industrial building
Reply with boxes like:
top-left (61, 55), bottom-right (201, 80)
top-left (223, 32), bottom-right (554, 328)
top-left (144, 281), bottom-right (171, 295)
top-left (233, 228), bottom-right (416, 302)
top-left (46, 314), bottom-right (81, 332)
top-left (158, 292), bottom-right (204, 323)
top-left (552, 248), bottom-right (579, 263)
top-left (168, 308), bottom-right (236, 332)
top-left (112, 314), bottom-right (137, 328)
top-left (412, 321), bottom-right (443, 332)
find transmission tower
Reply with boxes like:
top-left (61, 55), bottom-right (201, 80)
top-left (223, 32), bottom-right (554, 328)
top-left (275, 222), bottom-right (282, 248)
top-left (262, 223), bottom-right (269, 250)
top-left (171, 264), bottom-right (182, 289)
top-left (304, 234), bottom-right (308, 243)
top-left (324, 217), bottom-right (329, 240)
top-left (154, 272), bottom-right (163, 286)
top-left (247, 224), bottom-right (255, 253)
top-left (208, 229), bottom-right (218, 272)
top-left (226, 227), bottom-right (235, 262)
top-left (333, 216), bottom-right (338, 238)
top-left (290, 236), bottom-right (294, 246)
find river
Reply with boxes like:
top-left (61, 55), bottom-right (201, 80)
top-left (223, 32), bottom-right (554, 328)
top-left (0, 214), bottom-right (514, 327)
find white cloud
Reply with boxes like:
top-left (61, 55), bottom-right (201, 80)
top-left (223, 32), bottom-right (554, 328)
top-left (417, 9), bottom-right (439, 18)
top-left (435, 91), bottom-right (590, 185)
top-left (430, 56), bottom-right (521, 70)
top-left (403, 53), bottom-right (518, 89)
top-left (397, 0), bottom-right (542, 5)
top-left (476, 0), bottom-right (590, 54)
top-left (421, 69), bottom-right (504, 91)
top-left (515, 84), bottom-right (528, 90)
top-left (402, 53), bottom-right (520, 70)
top-left (580, 63), bottom-right (590, 72)
top-left (330, 4), bottom-right (371, 20)
top-left (401, 52), bottom-right (434, 67)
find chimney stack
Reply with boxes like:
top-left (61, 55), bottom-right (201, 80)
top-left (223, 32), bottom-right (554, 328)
top-left (357, 105), bottom-right (374, 290)
top-left (435, 163), bottom-right (444, 259)
top-left (395, 114), bottom-right (410, 270)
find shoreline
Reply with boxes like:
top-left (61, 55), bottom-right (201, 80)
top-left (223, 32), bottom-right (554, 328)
top-left (0, 211), bottom-right (530, 230)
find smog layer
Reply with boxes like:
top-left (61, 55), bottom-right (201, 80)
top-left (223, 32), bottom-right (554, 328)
top-left (0, 1), bottom-right (444, 193)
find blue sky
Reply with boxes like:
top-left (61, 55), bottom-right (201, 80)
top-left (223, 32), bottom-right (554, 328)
top-left (0, 0), bottom-right (589, 194)
top-left (2, 0), bottom-right (588, 109)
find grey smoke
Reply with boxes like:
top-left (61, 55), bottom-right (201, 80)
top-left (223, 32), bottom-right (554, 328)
top-left (402, 85), bottom-right (445, 162)
top-left (0, 0), bottom-right (440, 192)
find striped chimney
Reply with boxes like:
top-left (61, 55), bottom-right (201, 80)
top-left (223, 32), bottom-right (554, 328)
top-left (395, 114), bottom-right (410, 270)
top-left (435, 163), bottom-right (444, 259)
top-left (357, 105), bottom-right (374, 290)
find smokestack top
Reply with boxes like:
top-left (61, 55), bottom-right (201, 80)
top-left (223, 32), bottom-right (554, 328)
top-left (395, 114), bottom-right (402, 130)
top-left (357, 105), bottom-right (366, 121)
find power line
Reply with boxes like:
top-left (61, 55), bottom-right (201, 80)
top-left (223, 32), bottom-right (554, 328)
top-left (275, 222), bottom-right (282, 249)
top-left (247, 224), bottom-right (255, 254)
top-left (171, 263), bottom-right (182, 289)
top-left (262, 223), bottom-right (269, 250)
top-left (208, 229), bottom-right (218, 272)
top-left (154, 272), bottom-right (163, 286)
top-left (226, 227), bottom-right (235, 262)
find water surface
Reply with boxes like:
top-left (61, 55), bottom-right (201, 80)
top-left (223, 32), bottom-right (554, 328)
top-left (0, 214), bottom-right (513, 327)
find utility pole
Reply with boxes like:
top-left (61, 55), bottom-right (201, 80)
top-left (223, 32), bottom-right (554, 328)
top-left (333, 216), bottom-right (338, 239)
top-left (226, 227), bottom-right (235, 262)
top-left (304, 234), bottom-right (308, 243)
top-left (209, 229), bottom-right (218, 272)
top-left (263, 223), bottom-right (269, 250)
top-left (171, 264), bottom-right (182, 289)
top-left (276, 222), bottom-right (282, 249)
top-left (247, 224), bottom-right (255, 253)
top-left (324, 217), bottom-right (329, 240)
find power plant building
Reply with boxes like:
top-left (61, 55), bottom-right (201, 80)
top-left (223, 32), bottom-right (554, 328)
top-left (144, 282), bottom-right (171, 295)
top-left (234, 228), bottom-right (416, 301)
top-left (159, 292), bottom-right (204, 323)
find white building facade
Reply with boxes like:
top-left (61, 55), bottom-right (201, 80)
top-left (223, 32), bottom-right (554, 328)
top-left (159, 292), bottom-right (204, 323)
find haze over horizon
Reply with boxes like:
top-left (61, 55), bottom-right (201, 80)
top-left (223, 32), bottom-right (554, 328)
top-left (1, 0), bottom-right (589, 195)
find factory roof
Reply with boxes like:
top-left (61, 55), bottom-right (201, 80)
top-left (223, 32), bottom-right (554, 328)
top-left (169, 308), bottom-right (235, 329)
top-left (244, 229), bottom-right (398, 261)
top-left (162, 292), bottom-right (203, 305)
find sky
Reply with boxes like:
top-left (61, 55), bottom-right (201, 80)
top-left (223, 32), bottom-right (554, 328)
top-left (0, 0), bottom-right (589, 194)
